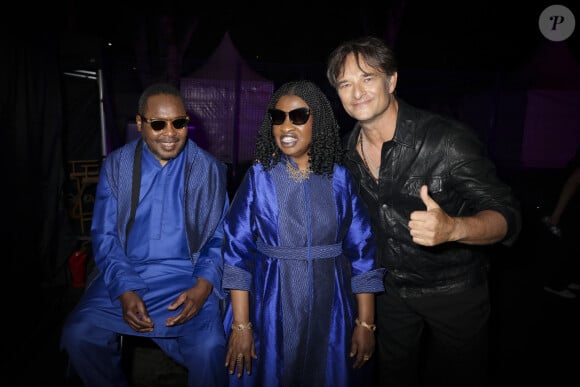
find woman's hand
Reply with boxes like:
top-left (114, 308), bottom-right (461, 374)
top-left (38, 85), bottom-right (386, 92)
top-left (225, 323), bottom-right (257, 377)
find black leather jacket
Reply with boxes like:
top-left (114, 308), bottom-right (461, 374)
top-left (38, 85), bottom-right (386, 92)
top-left (343, 99), bottom-right (521, 298)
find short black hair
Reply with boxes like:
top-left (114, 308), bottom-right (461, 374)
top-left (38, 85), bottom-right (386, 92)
top-left (137, 82), bottom-right (184, 116)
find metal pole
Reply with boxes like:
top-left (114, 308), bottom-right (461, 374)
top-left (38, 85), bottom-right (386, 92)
top-left (97, 69), bottom-right (107, 157)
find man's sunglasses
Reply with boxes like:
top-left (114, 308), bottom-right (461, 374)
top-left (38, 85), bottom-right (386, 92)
top-left (268, 108), bottom-right (311, 125)
top-left (140, 115), bottom-right (189, 131)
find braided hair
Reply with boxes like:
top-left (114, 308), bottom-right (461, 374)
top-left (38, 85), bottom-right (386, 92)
top-left (255, 80), bottom-right (342, 177)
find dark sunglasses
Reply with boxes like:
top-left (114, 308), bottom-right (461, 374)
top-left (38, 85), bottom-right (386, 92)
top-left (140, 115), bottom-right (189, 131)
top-left (268, 107), bottom-right (311, 125)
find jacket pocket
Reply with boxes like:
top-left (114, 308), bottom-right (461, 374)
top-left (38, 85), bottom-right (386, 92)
top-left (402, 176), bottom-right (443, 198)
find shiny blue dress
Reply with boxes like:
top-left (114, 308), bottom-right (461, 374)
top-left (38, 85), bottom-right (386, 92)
top-left (222, 159), bottom-right (385, 387)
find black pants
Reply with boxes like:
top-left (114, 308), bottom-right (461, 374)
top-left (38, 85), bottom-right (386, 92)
top-left (373, 284), bottom-right (490, 387)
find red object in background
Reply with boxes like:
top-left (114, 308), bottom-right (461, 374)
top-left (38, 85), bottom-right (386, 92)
top-left (68, 250), bottom-right (87, 288)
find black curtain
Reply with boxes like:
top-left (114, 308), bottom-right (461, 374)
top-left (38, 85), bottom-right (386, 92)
top-left (3, 34), bottom-right (109, 290)
top-left (2, 30), bottom-right (82, 365)
top-left (61, 74), bottom-right (103, 161)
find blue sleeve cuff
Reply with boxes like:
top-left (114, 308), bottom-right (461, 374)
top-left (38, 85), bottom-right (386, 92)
top-left (193, 260), bottom-right (224, 299)
top-left (351, 268), bottom-right (386, 293)
top-left (222, 264), bottom-right (252, 291)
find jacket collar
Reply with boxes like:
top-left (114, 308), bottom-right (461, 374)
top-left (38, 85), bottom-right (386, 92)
top-left (392, 99), bottom-right (417, 149)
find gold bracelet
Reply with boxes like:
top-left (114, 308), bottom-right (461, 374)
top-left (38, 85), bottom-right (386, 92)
top-left (232, 322), bottom-right (253, 331)
top-left (355, 318), bottom-right (376, 332)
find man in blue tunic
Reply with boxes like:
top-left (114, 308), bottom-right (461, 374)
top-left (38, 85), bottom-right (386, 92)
top-left (61, 82), bottom-right (229, 387)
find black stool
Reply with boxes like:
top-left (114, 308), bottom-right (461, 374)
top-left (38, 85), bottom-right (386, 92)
top-left (120, 335), bottom-right (188, 387)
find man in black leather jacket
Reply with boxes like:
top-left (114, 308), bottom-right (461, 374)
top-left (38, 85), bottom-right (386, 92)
top-left (327, 36), bottom-right (521, 387)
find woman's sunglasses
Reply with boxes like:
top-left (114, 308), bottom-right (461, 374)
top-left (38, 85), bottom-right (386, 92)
top-left (140, 115), bottom-right (189, 131)
top-left (268, 108), bottom-right (311, 125)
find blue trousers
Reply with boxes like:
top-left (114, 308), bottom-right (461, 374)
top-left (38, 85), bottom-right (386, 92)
top-left (61, 317), bottom-right (227, 387)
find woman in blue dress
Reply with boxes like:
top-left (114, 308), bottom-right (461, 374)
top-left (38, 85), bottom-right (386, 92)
top-left (222, 80), bottom-right (385, 387)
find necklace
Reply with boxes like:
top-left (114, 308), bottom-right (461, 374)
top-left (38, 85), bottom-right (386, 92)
top-left (359, 131), bottom-right (379, 182)
top-left (286, 160), bottom-right (311, 183)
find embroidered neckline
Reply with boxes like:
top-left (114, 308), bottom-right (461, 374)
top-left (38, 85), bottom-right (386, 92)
top-left (285, 160), bottom-right (311, 183)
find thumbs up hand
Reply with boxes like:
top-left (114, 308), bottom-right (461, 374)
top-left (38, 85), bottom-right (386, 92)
top-left (408, 185), bottom-right (456, 246)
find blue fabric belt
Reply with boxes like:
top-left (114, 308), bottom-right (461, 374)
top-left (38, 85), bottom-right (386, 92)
top-left (256, 240), bottom-right (342, 260)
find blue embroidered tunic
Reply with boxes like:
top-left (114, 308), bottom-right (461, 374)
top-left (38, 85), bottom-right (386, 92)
top-left (74, 139), bottom-right (228, 337)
